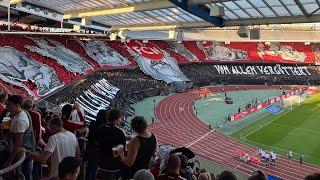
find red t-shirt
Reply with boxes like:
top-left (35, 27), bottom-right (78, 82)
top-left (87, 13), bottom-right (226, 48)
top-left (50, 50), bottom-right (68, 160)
top-left (29, 110), bottom-right (42, 144)
top-left (62, 110), bottom-right (86, 132)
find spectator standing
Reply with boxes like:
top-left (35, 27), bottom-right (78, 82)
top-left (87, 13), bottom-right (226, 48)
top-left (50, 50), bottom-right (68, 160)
top-left (157, 154), bottom-right (186, 180)
top-left (85, 109), bottom-right (108, 180)
top-left (6, 95), bottom-right (36, 180)
top-left (61, 103), bottom-right (86, 133)
top-left (23, 99), bottom-right (43, 146)
top-left (26, 117), bottom-right (80, 178)
top-left (120, 116), bottom-right (157, 179)
top-left (95, 109), bottom-right (126, 180)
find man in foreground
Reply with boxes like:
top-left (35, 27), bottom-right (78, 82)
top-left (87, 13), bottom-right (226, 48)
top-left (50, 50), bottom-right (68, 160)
top-left (157, 154), bottom-right (186, 180)
top-left (25, 117), bottom-right (80, 178)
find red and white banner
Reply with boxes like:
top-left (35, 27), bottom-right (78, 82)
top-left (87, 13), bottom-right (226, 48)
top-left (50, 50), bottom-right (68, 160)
top-left (126, 40), bottom-right (189, 83)
top-left (230, 87), bottom-right (308, 121)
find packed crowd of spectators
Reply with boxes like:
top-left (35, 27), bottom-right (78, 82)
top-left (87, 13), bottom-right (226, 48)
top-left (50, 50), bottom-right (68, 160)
top-left (44, 68), bottom-right (166, 114)
top-left (1, 87), bottom-right (320, 180)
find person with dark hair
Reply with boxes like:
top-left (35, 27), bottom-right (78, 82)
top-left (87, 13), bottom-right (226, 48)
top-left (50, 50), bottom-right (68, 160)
top-left (25, 117), bottom-right (80, 178)
top-left (120, 116), bottom-right (157, 179)
top-left (248, 170), bottom-right (266, 180)
top-left (95, 109), bottom-right (126, 180)
top-left (85, 109), bottom-right (108, 180)
top-left (217, 170), bottom-right (237, 180)
top-left (61, 102), bottom-right (86, 133)
top-left (5, 95), bottom-right (36, 180)
top-left (157, 154), bottom-right (186, 180)
top-left (58, 156), bottom-right (81, 180)
top-left (304, 173), bottom-right (320, 180)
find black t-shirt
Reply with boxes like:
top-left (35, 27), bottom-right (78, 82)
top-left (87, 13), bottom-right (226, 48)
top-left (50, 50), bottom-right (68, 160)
top-left (95, 123), bottom-right (126, 170)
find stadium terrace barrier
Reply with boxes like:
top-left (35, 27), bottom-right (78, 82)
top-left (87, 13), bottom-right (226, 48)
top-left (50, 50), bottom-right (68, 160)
top-left (0, 152), bottom-right (26, 178)
top-left (230, 87), bottom-right (308, 121)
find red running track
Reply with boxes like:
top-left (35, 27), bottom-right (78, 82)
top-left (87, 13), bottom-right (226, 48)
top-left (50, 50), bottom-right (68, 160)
top-left (149, 85), bottom-right (320, 180)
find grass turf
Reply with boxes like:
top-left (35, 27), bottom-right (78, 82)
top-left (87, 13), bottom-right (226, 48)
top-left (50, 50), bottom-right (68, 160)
top-left (231, 92), bottom-right (320, 165)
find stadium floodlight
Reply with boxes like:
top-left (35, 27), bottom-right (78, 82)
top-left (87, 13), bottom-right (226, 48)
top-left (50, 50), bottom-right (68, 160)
top-left (210, 5), bottom-right (225, 17)
top-left (109, 32), bottom-right (117, 41)
top-left (118, 30), bottom-right (127, 40)
top-left (250, 28), bottom-right (260, 40)
top-left (237, 25), bottom-right (249, 38)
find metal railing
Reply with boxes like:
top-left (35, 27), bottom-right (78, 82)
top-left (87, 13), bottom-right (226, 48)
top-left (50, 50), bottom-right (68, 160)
top-left (0, 152), bottom-right (26, 179)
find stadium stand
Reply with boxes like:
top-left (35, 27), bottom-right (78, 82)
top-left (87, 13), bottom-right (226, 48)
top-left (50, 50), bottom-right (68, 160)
top-left (2, 0), bottom-right (320, 179)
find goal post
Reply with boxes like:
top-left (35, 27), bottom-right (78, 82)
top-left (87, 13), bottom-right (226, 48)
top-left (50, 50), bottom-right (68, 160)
top-left (282, 95), bottom-right (304, 110)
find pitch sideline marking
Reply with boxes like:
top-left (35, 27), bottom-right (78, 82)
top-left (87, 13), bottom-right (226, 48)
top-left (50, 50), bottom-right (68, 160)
top-left (187, 130), bottom-right (215, 148)
top-left (242, 106), bottom-right (299, 139)
top-left (269, 122), bottom-right (320, 134)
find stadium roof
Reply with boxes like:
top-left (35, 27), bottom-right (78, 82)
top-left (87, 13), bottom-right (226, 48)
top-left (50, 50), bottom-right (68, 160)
top-left (5, 0), bottom-right (320, 31)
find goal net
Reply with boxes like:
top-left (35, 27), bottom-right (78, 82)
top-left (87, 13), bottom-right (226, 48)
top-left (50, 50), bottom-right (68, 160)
top-left (282, 95), bottom-right (306, 110)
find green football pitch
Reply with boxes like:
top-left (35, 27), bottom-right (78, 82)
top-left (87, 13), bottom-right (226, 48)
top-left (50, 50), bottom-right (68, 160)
top-left (231, 92), bottom-right (320, 166)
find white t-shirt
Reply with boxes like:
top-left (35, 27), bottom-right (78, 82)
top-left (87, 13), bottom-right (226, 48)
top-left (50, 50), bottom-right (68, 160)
top-left (44, 131), bottom-right (78, 178)
top-left (10, 111), bottom-right (30, 133)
